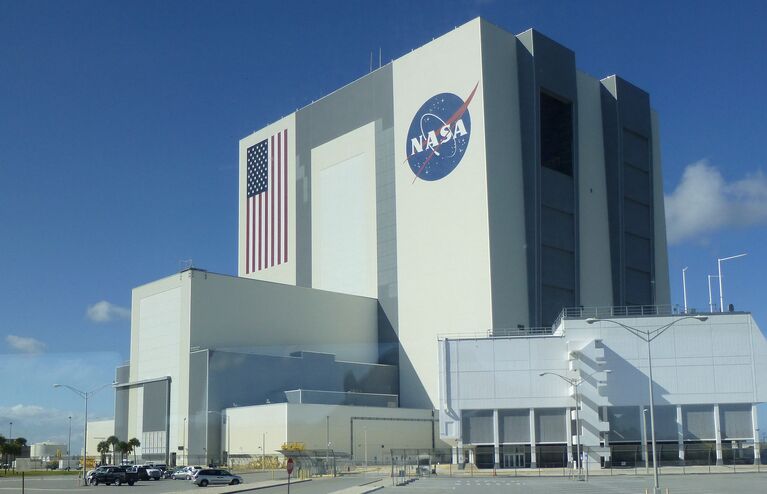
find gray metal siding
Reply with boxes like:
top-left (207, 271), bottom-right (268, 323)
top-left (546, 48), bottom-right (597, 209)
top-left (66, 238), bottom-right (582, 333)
top-left (500, 410), bottom-right (531, 443)
top-left (142, 380), bottom-right (168, 433)
top-left (600, 77), bottom-right (655, 307)
top-left (463, 410), bottom-right (494, 444)
top-left (114, 365), bottom-right (130, 441)
top-left (720, 404), bottom-right (752, 439)
top-left (480, 20), bottom-right (530, 329)
top-left (516, 30), bottom-right (579, 326)
top-left (683, 405), bottom-right (715, 440)
top-left (535, 408), bottom-right (566, 443)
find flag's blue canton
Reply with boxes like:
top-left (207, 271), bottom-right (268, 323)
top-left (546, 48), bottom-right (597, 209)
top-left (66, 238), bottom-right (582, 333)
top-left (247, 140), bottom-right (269, 198)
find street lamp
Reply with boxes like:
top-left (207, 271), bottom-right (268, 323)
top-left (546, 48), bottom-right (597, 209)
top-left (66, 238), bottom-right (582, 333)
top-left (586, 315), bottom-right (708, 494)
top-left (707, 275), bottom-right (718, 312)
top-left (682, 267), bottom-right (688, 313)
top-left (642, 408), bottom-right (649, 475)
top-left (53, 382), bottom-right (114, 483)
top-left (68, 416), bottom-right (72, 471)
top-left (539, 368), bottom-right (611, 481)
top-left (718, 253), bottom-right (747, 313)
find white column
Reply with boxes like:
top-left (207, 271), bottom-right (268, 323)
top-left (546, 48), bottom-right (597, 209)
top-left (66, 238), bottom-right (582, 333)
top-left (714, 404), bottom-right (723, 465)
top-left (752, 404), bottom-right (761, 465)
top-left (529, 408), bottom-right (537, 468)
top-left (676, 405), bottom-right (684, 462)
top-left (493, 409), bottom-right (500, 468)
top-left (457, 439), bottom-right (464, 465)
top-left (452, 446), bottom-right (458, 465)
top-left (565, 407), bottom-right (573, 467)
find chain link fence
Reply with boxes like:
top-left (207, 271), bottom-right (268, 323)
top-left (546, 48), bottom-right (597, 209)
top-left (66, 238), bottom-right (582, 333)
top-left (389, 444), bottom-right (766, 480)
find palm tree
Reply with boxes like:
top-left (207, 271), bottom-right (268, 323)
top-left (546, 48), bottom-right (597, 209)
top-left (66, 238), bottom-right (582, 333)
top-left (97, 441), bottom-right (110, 465)
top-left (116, 442), bottom-right (130, 463)
top-left (106, 436), bottom-right (119, 464)
top-left (0, 435), bottom-right (7, 470)
top-left (128, 438), bottom-right (141, 464)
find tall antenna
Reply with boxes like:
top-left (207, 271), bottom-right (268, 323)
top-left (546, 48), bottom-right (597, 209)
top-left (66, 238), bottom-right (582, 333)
top-left (378, 47), bottom-right (382, 68)
top-left (179, 259), bottom-right (193, 271)
top-left (369, 51), bottom-right (373, 72)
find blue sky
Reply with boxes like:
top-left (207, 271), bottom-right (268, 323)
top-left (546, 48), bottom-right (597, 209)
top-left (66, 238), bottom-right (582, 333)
top-left (1, 0), bottom-right (766, 449)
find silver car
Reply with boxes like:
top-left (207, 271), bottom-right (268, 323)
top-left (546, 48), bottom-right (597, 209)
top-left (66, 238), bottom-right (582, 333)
top-left (192, 468), bottom-right (242, 487)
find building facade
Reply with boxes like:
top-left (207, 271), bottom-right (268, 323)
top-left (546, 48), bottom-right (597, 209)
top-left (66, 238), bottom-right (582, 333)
top-left (100, 18), bottom-right (766, 469)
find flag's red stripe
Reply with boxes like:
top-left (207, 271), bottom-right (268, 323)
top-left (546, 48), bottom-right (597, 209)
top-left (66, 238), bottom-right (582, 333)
top-left (252, 196), bottom-right (256, 271)
top-left (258, 194), bottom-right (262, 271)
top-left (246, 194), bottom-right (250, 274)
top-left (284, 129), bottom-right (288, 263)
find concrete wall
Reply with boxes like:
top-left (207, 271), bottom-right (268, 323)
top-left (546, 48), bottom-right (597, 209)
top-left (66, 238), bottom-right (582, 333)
top-left (189, 271), bottom-right (379, 364)
top-left (124, 269), bottom-right (381, 463)
top-left (85, 419), bottom-right (114, 458)
top-left (393, 18), bottom-right (492, 410)
top-left (224, 403), bottom-right (442, 459)
top-left (576, 70), bottom-right (613, 306)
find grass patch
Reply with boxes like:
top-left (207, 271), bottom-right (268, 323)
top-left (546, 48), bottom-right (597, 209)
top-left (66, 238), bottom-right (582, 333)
top-left (0, 470), bottom-right (82, 477)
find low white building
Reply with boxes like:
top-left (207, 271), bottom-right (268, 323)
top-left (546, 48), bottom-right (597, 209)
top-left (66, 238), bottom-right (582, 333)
top-left (439, 310), bottom-right (767, 468)
top-left (30, 442), bottom-right (66, 460)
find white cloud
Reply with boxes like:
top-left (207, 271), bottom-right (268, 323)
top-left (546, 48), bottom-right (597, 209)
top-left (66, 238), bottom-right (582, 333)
top-left (86, 300), bottom-right (130, 323)
top-left (6, 334), bottom-right (46, 353)
top-left (665, 160), bottom-right (767, 244)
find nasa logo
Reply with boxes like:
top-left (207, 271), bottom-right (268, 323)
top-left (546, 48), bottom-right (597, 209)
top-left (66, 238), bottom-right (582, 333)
top-left (405, 82), bottom-right (478, 181)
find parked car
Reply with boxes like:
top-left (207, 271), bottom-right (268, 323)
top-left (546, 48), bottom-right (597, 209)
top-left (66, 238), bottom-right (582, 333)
top-left (173, 465), bottom-right (203, 480)
top-left (170, 467), bottom-right (191, 480)
top-left (192, 468), bottom-right (243, 487)
top-left (90, 466), bottom-right (138, 486)
top-left (86, 465), bottom-right (115, 485)
top-left (128, 465), bottom-right (162, 481)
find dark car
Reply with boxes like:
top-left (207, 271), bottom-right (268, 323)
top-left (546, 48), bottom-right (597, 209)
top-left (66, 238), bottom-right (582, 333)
top-left (128, 466), bottom-right (161, 481)
top-left (90, 466), bottom-right (138, 486)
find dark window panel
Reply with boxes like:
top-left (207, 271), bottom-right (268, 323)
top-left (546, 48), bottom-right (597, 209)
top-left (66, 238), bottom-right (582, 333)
top-left (540, 92), bottom-right (573, 176)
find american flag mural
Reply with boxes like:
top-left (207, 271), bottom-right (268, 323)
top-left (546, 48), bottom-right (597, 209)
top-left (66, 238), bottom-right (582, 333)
top-left (245, 129), bottom-right (288, 273)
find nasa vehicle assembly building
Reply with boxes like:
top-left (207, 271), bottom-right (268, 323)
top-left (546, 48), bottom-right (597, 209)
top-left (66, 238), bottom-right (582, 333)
top-left (100, 18), bottom-right (767, 469)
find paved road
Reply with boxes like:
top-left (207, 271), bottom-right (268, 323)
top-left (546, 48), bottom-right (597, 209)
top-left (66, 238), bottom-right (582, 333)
top-left (383, 473), bottom-right (767, 493)
top-left (0, 473), bottom-right (370, 494)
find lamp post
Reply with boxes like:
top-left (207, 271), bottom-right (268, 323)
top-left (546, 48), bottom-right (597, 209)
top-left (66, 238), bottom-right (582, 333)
top-left (718, 253), bottom-right (747, 312)
top-left (642, 408), bottom-right (649, 475)
top-left (182, 417), bottom-right (187, 466)
top-left (53, 382), bottom-right (113, 483)
top-left (539, 369), bottom-right (611, 481)
top-left (707, 275), bottom-right (718, 312)
top-left (682, 267), bottom-right (688, 313)
top-left (68, 416), bottom-right (72, 470)
top-left (8, 422), bottom-right (11, 440)
top-left (586, 315), bottom-right (708, 494)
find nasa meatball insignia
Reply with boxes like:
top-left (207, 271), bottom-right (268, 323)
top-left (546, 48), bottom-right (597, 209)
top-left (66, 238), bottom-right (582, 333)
top-left (406, 82), bottom-right (478, 181)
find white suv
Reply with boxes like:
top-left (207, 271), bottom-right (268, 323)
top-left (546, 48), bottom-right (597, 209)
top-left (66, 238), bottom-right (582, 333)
top-left (192, 468), bottom-right (242, 487)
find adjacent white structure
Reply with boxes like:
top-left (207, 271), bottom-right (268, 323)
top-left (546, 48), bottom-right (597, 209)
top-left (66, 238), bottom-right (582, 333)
top-left (439, 311), bottom-right (767, 468)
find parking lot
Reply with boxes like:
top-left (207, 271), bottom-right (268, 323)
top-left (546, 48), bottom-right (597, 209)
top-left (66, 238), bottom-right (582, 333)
top-left (0, 471), bottom-right (366, 493)
top-left (385, 472), bottom-right (767, 493)
top-left (3, 472), bottom-right (766, 493)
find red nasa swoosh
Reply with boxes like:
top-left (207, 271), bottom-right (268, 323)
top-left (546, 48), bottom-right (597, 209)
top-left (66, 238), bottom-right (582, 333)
top-left (409, 81), bottom-right (479, 183)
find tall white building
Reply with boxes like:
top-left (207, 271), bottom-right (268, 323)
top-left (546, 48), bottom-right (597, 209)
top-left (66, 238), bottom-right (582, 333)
top-left (102, 18), bottom-right (766, 469)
